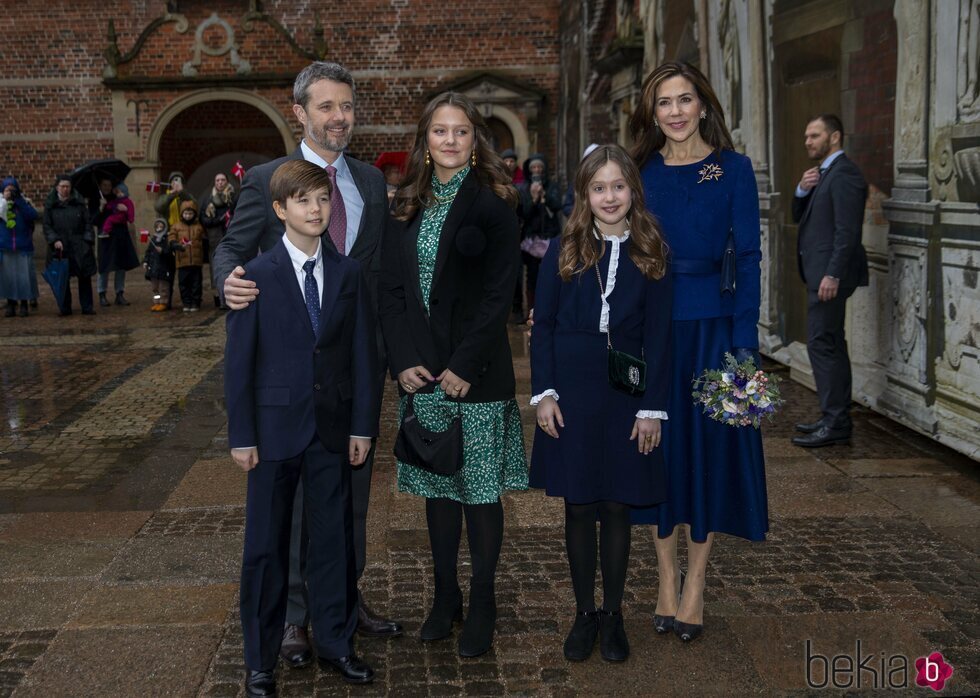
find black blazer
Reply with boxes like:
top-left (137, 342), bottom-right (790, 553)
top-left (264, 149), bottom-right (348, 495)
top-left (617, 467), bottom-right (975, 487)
top-left (380, 171), bottom-right (521, 403)
top-left (212, 146), bottom-right (388, 363)
top-left (224, 240), bottom-right (379, 459)
top-left (791, 153), bottom-right (869, 291)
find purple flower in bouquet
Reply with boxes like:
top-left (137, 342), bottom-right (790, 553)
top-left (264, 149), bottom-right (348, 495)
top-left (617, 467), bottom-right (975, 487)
top-left (691, 353), bottom-right (785, 429)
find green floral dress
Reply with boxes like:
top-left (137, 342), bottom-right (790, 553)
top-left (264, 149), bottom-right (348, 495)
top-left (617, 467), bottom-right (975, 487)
top-left (396, 166), bottom-right (528, 504)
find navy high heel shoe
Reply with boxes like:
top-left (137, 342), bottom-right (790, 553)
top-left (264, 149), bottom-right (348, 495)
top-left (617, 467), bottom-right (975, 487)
top-left (673, 618), bottom-right (703, 643)
top-left (653, 569), bottom-right (685, 635)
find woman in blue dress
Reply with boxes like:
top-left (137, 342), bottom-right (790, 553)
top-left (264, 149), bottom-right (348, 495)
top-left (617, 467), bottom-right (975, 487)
top-left (628, 62), bottom-right (768, 642)
top-left (530, 145), bottom-right (672, 662)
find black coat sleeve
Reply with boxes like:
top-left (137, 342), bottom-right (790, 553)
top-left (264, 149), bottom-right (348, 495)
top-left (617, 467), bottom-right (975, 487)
top-left (379, 216), bottom-right (424, 378)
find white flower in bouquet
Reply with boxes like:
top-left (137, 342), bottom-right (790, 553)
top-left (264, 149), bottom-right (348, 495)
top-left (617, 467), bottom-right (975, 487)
top-left (722, 373), bottom-right (734, 385)
top-left (722, 399), bottom-right (738, 414)
top-left (758, 396), bottom-right (771, 408)
top-left (745, 380), bottom-right (758, 395)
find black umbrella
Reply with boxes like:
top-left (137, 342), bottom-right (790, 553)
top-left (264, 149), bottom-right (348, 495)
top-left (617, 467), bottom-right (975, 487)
top-left (69, 158), bottom-right (131, 201)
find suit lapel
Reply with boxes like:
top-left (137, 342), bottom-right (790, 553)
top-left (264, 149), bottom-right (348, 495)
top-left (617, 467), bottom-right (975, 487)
top-left (347, 159), bottom-right (375, 259)
top-left (270, 242), bottom-right (315, 337)
top-left (431, 172), bottom-right (479, 290)
top-left (800, 154), bottom-right (845, 227)
top-left (316, 248), bottom-right (344, 343)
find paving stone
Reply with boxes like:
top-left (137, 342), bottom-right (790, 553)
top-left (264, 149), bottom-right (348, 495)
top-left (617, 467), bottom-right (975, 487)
top-left (0, 541), bottom-right (121, 580)
top-left (13, 626), bottom-right (221, 697)
top-left (102, 535), bottom-right (241, 585)
top-left (162, 458), bottom-right (247, 510)
top-left (0, 581), bottom-right (95, 630)
top-left (0, 511), bottom-right (152, 542)
top-left (68, 584), bottom-right (237, 628)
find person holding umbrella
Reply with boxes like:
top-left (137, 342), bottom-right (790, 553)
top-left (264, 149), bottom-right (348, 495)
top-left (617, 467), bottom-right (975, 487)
top-left (43, 176), bottom-right (97, 315)
top-left (0, 177), bottom-right (39, 317)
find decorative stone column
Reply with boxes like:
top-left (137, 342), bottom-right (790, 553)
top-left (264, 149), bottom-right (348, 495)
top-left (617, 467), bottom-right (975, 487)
top-left (892, 0), bottom-right (932, 202)
top-left (879, 0), bottom-right (938, 435)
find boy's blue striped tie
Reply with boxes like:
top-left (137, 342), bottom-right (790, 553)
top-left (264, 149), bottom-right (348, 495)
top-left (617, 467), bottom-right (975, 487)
top-left (303, 258), bottom-right (319, 337)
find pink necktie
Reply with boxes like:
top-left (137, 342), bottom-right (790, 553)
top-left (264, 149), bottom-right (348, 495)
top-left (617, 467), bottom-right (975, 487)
top-left (325, 164), bottom-right (348, 255)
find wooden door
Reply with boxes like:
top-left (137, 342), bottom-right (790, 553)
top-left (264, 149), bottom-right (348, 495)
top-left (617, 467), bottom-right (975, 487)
top-left (773, 26), bottom-right (841, 345)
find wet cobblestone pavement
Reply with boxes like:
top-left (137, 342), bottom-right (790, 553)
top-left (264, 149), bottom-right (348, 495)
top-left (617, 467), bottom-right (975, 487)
top-left (0, 281), bottom-right (977, 696)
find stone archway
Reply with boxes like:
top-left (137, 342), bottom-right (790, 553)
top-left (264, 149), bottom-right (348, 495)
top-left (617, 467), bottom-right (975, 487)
top-left (125, 89), bottom-right (294, 227)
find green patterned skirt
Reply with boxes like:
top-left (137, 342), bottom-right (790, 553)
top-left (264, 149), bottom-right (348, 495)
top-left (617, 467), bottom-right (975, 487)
top-left (397, 388), bottom-right (528, 504)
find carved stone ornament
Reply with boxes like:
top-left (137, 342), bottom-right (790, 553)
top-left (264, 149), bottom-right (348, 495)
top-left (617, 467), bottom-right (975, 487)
top-left (183, 13), bottom-right (251, 77)
top-left (892, 256), bottom-right (922, 363)
top-left (933, 142), bottom-right (956, 201)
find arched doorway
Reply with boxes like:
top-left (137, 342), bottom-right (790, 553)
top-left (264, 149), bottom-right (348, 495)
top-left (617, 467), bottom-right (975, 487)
top-left (486, 117), bottom-right (514, 153)
top-left (157, 100), bottom-right (288, 199)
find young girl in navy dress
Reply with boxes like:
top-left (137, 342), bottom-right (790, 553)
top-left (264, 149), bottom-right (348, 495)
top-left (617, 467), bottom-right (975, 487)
top-left (529, 144), bottom-right (672, 662)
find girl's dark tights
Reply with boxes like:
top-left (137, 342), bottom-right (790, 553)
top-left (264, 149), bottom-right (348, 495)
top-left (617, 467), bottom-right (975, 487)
top-left (564, 500), bottom-right (631, 612)
top-left (425, 497), bottom-right (504, 590)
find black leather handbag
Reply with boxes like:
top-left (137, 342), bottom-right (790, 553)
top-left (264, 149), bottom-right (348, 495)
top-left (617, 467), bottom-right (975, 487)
top-left (595, 262), bottom-right (646, 396)
top-left (720, 232), bottom-right (736, 295)
top-left (393, 393), bottom-right (464, 476)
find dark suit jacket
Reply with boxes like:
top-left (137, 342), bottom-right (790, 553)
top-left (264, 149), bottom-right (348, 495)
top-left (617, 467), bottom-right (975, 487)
top-left (791, 153), bottom-right (869, 291)
top-left (380, 171), bottom-right (521, 403)
top-left (224, 239), bottom-right (379, 460)
top-left (212, 146), bottom-right (388, 364)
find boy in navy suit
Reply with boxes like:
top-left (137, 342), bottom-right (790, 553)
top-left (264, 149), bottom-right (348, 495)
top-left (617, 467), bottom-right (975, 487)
top-left (224, 159), bottom-right (380, 696)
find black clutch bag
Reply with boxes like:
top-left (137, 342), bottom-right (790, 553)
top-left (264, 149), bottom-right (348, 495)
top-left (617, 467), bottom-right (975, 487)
top-left (393, 393), bottom-right (463, 476)
top-left (595, 261), bottom-right (646, 396)
top-left (720, 232), bottom-right (736, 295)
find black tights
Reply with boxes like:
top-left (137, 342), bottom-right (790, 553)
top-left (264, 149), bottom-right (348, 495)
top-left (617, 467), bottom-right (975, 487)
top-left (426, 497), bottom-right (504, 593)
top-left (565, 500), bottom-right (631, 612)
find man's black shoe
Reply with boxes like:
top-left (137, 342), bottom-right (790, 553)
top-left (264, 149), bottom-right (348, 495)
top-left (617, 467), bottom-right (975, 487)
top-left (357, 602), bottom-right (404, 638)
top-left (279, 623), bottom-right (313, 668)
top-left (245, 669), bottom-right (277, 697)
top-left (792, 425), bottom-right (851, 448)
top-left (318, 655), bottom-right (375, 684)
top-left (794, 419), bottom-right (826, 434)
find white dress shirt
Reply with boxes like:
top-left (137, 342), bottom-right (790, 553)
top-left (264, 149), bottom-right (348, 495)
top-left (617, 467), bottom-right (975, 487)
top-left (530, 229), bottom-right (668, 421)
top-left (300, 140), bottom-right (365, 254)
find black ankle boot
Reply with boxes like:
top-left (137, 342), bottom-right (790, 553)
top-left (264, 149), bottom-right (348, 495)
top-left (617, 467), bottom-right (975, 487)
top-left (18, 300), bottom-right (28, 317)
top-left (99, 292), bottom-right (110, 307)
top-left (420, 585), bottom-right (463, 641)
top-left (5, 301), bottom-right (16, 317)
top-left (563, 609), bottom-right (599, 661)
top-left (458, 581), bottom-right (496, 658)
top-left (598, 609), bottom-right (629, 661)
top-left (115, 292), bottom-right (130, 306)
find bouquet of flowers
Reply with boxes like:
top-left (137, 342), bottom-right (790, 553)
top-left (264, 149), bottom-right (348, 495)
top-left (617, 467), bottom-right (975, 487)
top-left (691, 353), bottom-right (784, 428)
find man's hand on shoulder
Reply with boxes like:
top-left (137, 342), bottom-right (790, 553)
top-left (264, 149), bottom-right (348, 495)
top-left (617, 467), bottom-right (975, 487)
top-left (224, 265), bottom-right (259, 310)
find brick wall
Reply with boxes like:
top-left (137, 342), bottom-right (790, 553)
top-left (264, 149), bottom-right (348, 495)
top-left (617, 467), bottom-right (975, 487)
top-left (845, 7), bottom-right (898, 195)
top-left (0, 1), bottom-right (561, 205)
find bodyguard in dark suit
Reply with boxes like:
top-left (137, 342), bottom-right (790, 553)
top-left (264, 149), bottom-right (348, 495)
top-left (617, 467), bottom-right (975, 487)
top-left (226, 159), bottom-right (381, 694)
top-left (790, 114), bottom-right (868, 447)
top-left (213, 62), bottom-right (401, 668)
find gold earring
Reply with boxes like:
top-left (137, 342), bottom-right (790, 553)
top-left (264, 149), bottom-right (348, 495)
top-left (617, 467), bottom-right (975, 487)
top-left (471, 150), bottom-right (477, 167)
top-left (700, 111), bottom-right (707, 120)
top-left (653, 119), bottom-right (659, 129)
top-left (424, 150), bottom-right (431, 166)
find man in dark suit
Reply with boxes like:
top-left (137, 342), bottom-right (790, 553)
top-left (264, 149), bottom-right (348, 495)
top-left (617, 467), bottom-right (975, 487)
top-left (790, 114), bottom-right (869, 448)
top-left (225, 159), bottom-right (380, 693)
top-left (213, 61), bottom-right (401, 668)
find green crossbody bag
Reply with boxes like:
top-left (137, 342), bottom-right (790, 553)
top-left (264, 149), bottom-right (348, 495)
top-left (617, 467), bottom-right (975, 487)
top-left (595, 262), bottom-right (646, 395)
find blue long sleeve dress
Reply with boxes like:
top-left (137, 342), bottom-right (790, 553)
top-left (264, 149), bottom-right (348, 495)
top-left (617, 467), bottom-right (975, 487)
top-left (529, 233), bottom-right (673, 506)
top-left (630, 149), bottom-right (769, 541)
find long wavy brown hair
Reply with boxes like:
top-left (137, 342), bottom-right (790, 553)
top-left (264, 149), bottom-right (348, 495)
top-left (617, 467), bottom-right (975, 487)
top-left (559, 144), bottom-right (668, 282)
top-left (392, 92), bottom-right (517, 221)
top-left (629, 61), bottom-right (734, 168)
